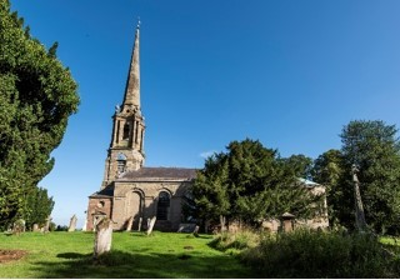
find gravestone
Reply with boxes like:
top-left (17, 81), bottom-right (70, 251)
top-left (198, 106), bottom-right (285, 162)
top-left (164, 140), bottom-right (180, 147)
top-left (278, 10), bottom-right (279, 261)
top-left (82, 219), bottom-right (87, 232)
top-left (32, 223), bottom-right (39, 232)
top-left (193, 225), bottom-right (200, 237)
top-left (177, 223), bottom-right (196, 233)
top-left (126, 216), bottom-right (134, 231)
top-left (13, 219), bottom-right (25, 235)
top-left (42, 216), bottom-right (52, 233)
top-left (94, 217), bottom-right (113, 258)
top-left (146, 216), bottom-right (157, 235)
top-left (68, 215), bottom-right (78, 232)
top-left (138, 217), bottom-right (143, 231)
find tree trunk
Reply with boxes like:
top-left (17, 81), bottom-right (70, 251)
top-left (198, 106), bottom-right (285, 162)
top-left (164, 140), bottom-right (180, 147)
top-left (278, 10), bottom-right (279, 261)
top-left (219, 215), bottom-right (226, 232)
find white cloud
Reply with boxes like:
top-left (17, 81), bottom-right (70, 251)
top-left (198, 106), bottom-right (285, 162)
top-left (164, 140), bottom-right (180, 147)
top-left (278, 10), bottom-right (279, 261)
top-left (199, 150), bottom-right (217, 159)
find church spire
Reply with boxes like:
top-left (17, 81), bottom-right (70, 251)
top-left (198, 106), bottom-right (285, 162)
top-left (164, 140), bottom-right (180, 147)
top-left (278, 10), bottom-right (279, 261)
top-left (122, 20), bottom-right (141, 109)
top-left (102, 20), bottom-right (146, 188)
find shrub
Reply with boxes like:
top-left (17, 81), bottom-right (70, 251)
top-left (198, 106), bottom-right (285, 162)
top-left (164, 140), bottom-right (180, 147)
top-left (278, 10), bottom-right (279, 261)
top-left (241, 229), bottom-right (399, 278)
top-left (209, 228), bottom-right (260, 253)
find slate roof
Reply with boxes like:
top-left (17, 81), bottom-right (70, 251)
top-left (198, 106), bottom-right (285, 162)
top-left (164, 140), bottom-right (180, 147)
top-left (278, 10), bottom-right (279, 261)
top-left (298, 178), bottom-right (321, 186)
top-left (119, 167), bottom-right (197, 181)
top-left (89, 185), bottom-right (114, 198)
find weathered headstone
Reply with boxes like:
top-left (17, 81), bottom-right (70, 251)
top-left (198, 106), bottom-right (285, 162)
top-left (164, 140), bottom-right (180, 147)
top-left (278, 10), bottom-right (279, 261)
top-left (146, 216), bottom-right (157, 235)
top-left (42, 216), bottom-right (52, 233)
top-left (13, 219), bottom-right (25, 235)
top-left (146, 218), bottom-right (151, 230)
top-left (177, 223), bottom-right (196, 233)
top-left (68, 214), bottom-right (78, 232)
top-left (94, 217), bottom-right (113, 258)
top-left (138, 217), bottom-right (143, 232)
top-left (82, 219), bottom-right (87, 232)
top-left (126, 216), bottom-right (134, 231)
top-left (32, 223), bottom-right (39, 232)
top-left (193, 225), bottom-right (200, 237)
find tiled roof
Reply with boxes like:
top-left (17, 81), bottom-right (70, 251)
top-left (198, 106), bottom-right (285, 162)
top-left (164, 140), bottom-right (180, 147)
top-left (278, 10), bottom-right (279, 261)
top-left (119, 167), bottom-right (197, 181)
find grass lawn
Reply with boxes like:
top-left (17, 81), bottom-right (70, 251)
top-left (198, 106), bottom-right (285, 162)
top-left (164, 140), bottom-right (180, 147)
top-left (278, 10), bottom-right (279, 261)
top-left (0, 231), bottom-right (252, 278)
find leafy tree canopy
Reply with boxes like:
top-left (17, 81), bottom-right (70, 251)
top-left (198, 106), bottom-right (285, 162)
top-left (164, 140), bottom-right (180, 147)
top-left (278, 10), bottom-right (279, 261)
top-left (0, 0), bottom-right (79, 228)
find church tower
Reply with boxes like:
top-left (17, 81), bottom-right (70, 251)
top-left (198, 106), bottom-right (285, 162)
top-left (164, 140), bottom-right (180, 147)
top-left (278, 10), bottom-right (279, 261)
top-left (102, 23), bottom-right (145, 188)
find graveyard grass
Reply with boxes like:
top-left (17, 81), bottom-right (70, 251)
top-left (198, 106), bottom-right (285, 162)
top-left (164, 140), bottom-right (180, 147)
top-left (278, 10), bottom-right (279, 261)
top-left (0, 231), bottom-right (252, 278)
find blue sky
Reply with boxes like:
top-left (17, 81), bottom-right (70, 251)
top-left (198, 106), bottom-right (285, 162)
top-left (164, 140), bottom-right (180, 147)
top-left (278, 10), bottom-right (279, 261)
top-left (11, 1), bottom-right (400, 228)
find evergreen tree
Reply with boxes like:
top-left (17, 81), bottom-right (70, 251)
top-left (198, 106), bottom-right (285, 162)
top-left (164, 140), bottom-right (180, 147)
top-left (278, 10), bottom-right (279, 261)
top-left (312, 149), bottom-right (345, 227)
top-left (0, 1), bottom-right (79, 229)
top-left (192, 139), bottom-right (323, 228)
top-left (339, 120), bottom-right (400, 234)
top-left (281, 154), bottom-right (314, 179)
top-left (24, 187), bottom-right (55, 230)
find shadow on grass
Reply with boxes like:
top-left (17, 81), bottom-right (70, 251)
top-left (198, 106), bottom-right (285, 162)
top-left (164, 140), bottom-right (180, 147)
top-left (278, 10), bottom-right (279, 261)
top-left (31, 249), bottom-right (253, 278)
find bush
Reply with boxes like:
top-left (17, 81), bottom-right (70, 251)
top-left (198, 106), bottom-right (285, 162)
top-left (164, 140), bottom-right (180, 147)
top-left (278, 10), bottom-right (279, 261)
top-left (241, 229), bottom-right (399, 278)
top-left (55, 225), bottom-right (69, 231)
top-left (209, 228), bottom-right (260, 254)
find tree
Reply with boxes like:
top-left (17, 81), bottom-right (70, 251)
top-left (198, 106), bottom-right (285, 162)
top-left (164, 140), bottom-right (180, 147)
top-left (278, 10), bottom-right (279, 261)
top-left (311, 149), bottom-right (344, 226)
top-left (339, 120), bottom-right (400, 234)
top-left (0, 1), bottom-right (79, 229)
top-left (191, 139), bottom-right (323, 229)
top-left (281, 154), bottom-right (314, 179)
top-left (191, 153), bottom-right (231, 230)
top-left (23, 187), bottom-right (55, 230)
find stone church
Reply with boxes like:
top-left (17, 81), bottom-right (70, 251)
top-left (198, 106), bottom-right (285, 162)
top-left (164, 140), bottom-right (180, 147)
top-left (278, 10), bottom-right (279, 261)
top-left (85, 25), bottom-right (196, 232)
top-left (86, 25), bottom-right (329, 232)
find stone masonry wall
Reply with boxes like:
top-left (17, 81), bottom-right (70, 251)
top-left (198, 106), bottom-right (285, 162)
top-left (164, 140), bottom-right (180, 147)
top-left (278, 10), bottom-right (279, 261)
top-left (111, 180), bottom-right (191, 231)
top-left (86, 197), bottom-right (113, 231)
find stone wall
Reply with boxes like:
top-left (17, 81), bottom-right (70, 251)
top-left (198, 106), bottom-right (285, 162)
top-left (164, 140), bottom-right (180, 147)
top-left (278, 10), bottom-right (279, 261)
top-left (109, 180), bottom-right (191, 231)
top-left (86, 196), bottom-right (113, 231)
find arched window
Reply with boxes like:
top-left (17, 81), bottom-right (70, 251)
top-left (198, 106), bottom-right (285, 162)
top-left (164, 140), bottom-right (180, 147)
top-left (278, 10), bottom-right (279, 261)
top-left (156, 191), bottom-right (170, 220)
top-left (117, 153), bottom-right (127, 174)
top-left (123, 122), bottom-right (130, 140)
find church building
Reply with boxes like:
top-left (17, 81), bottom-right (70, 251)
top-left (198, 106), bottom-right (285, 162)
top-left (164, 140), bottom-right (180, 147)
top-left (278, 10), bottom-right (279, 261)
top-left (86, 24), bottom-right (329, 233)
top-left (86, 24), bottom-right (196, 232)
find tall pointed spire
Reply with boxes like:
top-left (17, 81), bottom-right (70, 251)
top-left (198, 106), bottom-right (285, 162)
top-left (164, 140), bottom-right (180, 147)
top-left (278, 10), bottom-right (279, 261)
top-left (122, 20), bottom-right (141, 108)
